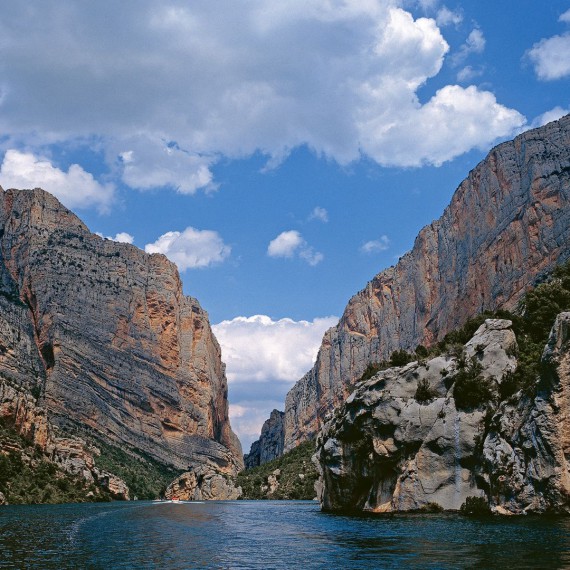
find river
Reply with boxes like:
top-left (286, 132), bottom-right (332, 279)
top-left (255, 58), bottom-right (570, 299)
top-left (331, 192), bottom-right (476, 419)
top-left (1, 500), bottom-right (569, 569)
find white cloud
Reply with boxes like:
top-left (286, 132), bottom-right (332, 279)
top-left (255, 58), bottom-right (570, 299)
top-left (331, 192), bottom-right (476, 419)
top-left (457, 65), bottom-right (483, 83)
top-left (117, 136), bottom-right (216, 194)
top-left (96, 231), bottom-right (134, 244)
top-left (267, 230), bottom-right (323, 266)
top-left (214, 314), bottom-right (338, 384)
top-left (436, 6), bottom-right (462, 27)
top-left (267, 230), bottom-right (304, 258)
top-left (451, 28), bottom-right (486, 66)
top-left (359, 85), bottom-right (524, 167)
top-left (528, 33), bottom-right (570, 80)
top-left (145, 227), bottom-right (231, 270)
top-left (361, 235), bottom-right (390, 253)
top-left (529, 106), bottom-right (570, 129)
top-left (309, 206), bottom-right (328, 223)
top-left (560, 9), bottom-right (570, 23)
top-left (216, 313), bottom-right (337, 450)
top-left (0, 2), bottom-right (525, 191)
top-left (0, 149), bottom-right (113, 211)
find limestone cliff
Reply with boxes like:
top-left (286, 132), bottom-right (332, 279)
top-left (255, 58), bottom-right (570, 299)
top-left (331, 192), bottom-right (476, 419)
top-left (315, 315), bottom-right (570, 514)
top-left (0, 188), bottom-right (243, 487)
top-left (244, 409), bottom-right (284, 469)
top-left (281, 114), bottom-right (570, 452)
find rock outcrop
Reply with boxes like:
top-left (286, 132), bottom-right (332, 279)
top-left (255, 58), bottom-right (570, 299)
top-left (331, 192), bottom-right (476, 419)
top-left (272, 114), bottom-right (570, 453)
top-left (244, 409), bottom-right (284, 469)
top-left (315, 316), bottom-right (570, 514)
top-left (0, 187), bottom-right (243, 490)
top-left (165, 465), bottom-right (242, 501)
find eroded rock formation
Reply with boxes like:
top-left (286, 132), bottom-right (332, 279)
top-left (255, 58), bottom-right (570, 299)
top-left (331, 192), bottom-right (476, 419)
top-left (0, 187), bottom-right (242, 496)
top-left (244, 409), bottom-right (284, 468)
top-left (315, 315), bottom-right (570, 514)
top-left (165, 465), bottom-right (242, 501)
top-left (267, 114), bottom-right (570, 453)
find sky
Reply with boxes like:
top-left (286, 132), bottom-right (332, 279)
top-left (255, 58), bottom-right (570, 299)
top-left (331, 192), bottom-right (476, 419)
top-left (0, 1), bottom-right (568, 451)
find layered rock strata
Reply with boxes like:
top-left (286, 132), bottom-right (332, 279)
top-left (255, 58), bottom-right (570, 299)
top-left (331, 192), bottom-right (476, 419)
top-left (315, 316), bottom-right (570, 514)
top-left (0, 188), bottom-right (243, 490)
top-left (280, 114), bottom-right (570, 452)
top-left (244, 409), bottom-right (284, 469)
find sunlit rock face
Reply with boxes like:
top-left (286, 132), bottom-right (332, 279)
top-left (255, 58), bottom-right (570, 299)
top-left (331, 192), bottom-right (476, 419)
top-left (0, 188), bottom-right (242, 477)
top-left (282, 115), bottom-right (570, 453)
top-left (315, 315), bottom-right (570, 514)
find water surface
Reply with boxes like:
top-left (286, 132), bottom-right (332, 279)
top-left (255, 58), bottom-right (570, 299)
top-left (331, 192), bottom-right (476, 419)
top-left (1, 500), bottom-right (569, 569)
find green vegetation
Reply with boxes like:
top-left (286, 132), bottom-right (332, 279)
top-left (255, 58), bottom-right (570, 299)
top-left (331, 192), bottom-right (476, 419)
top-left (237, 441), bottom-right (318, 500)
top-left (91, 437), bottom-right (180, 500)
top-left (414, 378), bottom-right (438, 404)
top-left (419, 502), bottom-right (444, 513)
top-left (460, 496), bottom-right (492, 516)
top-left (452, 357), bottom-right (494, 411)
top-left (0, 419), bottom-right (110, 504)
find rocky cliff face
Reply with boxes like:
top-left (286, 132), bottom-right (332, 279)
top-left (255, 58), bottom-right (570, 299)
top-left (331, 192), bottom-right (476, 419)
top-left (281, 114), bottom-right (570, 452)
top-left (244, 409), bottom-right (284, 469)
top-left (315, 315), bottom-right (570, 514)
top-left (0, 188), bottom-right (243, 485)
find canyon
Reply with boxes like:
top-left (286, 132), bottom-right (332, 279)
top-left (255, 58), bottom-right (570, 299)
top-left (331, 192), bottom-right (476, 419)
top-left (249, 114), bottom-right (570, 463)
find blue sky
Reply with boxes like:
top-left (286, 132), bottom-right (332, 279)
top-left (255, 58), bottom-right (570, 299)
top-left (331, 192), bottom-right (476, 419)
top-left (0, 1), bottom-right (568, 450)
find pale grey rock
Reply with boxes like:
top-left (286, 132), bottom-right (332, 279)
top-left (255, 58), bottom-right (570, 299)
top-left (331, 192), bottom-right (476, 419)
top-left (315, 319), bottom-right (520, 513)
top-left (0, 491), bottom-right (6, 505)
top-left (481, 312), bottom-right (570, 513)
top-left (165, 465), bottom-right (242, 501)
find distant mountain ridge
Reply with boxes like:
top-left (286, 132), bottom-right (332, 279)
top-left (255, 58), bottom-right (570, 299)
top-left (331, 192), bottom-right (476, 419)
top-left (0, 188), bottom-right (242, 496)
top-left (248, 114), bottom-right (570, 463)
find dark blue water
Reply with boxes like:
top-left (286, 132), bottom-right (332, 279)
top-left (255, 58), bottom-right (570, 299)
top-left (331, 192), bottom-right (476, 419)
top-left (1, 500), bottom-right (569, 569)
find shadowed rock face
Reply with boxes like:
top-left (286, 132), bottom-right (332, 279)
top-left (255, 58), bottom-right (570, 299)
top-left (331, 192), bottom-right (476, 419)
top-left (315, 316), bottom-right (570, 514)
top-left (244, 409), bottom-right (284, 469)
top-left (0, 188), bottom-right (243, 475)
top-left (281, 115), bottom-right (570, 452)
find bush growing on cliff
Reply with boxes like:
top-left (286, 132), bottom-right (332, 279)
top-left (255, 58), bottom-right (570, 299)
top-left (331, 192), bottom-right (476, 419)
top-left (460, 496), bottom-right (491, 516)
top-left (415, 378), bottom-right (438, 404)
top-left (0, 419), bottom-right (109, 504)
top-left (452, 358), bottom-right (494, 410)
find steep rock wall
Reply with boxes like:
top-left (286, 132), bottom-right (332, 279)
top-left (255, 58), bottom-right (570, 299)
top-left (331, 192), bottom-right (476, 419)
top-left (315, 315), bottom-right (570, 514)
top-left (244, 409), bottom-right (284, 469)
top-left (0, 188), bottom-right (242, 475)
top-left (284, 115), bottom-right (570, 452)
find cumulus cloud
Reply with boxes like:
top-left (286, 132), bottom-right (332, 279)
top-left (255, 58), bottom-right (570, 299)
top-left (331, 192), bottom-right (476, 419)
top-left (436, 6), bottom-right (462, 27)
top-left (457, 65), bottom-right (483, 83)
top-left (361, 235), bottom-right (390, 253)
top-left (451, 28), bottom-right (486, 66)
top-left (215, 313), bottom-right (338, 448)
top-left (0, 1), bottom-right (525, 193)
top-left (359, 85), bottom-right (523, 167)
top-left (117, 137), bottom-right (216, 194)
top-left (527, 22), bottom-right (570, 81)
top-left (529, 106), bottom-right (570, 129)
top-left (309, 206), bottom-right (328, 223)
top-left (96, 231), bottom-right (134, 244)
top-left (145, 227), bottom-right (231, 270)
top-left (267, 230), bottom-right (323, 266)
top-left (0, 149), bottom-right (113, 211)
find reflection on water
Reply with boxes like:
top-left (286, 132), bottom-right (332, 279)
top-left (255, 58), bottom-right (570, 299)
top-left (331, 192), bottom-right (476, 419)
top-left (1, 500), bottom-right (570, 569)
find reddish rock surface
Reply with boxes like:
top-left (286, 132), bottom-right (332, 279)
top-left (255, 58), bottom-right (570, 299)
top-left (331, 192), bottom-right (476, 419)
top-left (0, 188), bottom-right (242, 478)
